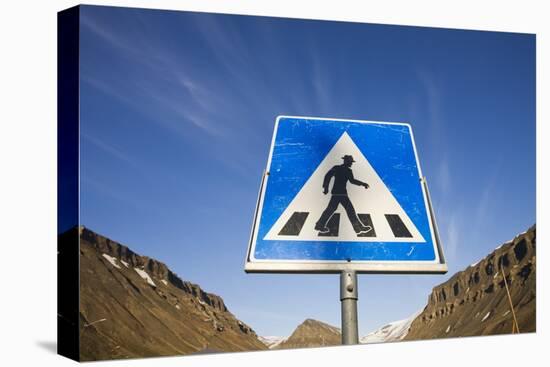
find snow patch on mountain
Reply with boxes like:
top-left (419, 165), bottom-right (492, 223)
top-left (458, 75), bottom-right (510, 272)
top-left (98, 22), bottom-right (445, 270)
top-left (102, 254), bottom-right (121, 269)
top-left (259, 336), bottom-right (287, 349)
top-left (360, 310), bottom-right (421, 344)
top-left (134, 268), bottom-right (156, 287)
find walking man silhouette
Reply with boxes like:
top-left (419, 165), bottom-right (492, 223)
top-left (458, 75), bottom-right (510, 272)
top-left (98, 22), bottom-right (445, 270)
top-left (315, 155), bottom-right (372, 235)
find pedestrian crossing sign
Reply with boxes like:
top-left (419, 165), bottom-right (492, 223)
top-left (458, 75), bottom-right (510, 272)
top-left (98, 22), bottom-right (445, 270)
top-left (245, 116), bottom-right (447, 274)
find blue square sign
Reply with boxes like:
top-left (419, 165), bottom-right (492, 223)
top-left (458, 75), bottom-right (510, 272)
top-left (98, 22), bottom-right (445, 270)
top-left (245, 116), bottom-right (446, 273)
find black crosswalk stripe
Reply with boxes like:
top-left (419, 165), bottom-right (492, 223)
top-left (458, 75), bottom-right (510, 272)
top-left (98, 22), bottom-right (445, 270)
top-left (278, 212), bottom-right (309, 235)
top-left (384, 214), bottom-right (413, 238)
top-left (278, 211), bottom-right (412, 239)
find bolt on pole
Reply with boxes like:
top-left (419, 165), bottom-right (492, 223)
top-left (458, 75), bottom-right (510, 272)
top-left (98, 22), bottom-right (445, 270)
top-left (340, 270), bottom-right (359, 345)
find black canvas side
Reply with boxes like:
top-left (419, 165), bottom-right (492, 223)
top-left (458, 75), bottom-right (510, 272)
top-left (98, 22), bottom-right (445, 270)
top-left (57, 5), bottom-right (80, 362)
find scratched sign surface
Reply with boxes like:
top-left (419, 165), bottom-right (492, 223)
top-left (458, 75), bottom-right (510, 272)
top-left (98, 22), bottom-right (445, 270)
top-left (247, 116), bottom-right (441, 267)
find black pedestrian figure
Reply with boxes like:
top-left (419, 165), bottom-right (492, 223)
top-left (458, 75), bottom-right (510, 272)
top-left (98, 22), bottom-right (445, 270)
top-left (315, 155), bottom-right (372, 235)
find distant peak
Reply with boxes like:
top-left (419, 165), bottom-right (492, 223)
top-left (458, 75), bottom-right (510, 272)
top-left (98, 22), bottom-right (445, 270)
top-left (297, 319), bottom-right (341, 334)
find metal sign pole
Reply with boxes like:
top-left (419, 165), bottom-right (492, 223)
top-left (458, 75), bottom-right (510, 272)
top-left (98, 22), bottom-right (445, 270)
top-left (340, 270), bottom-right (359, 345)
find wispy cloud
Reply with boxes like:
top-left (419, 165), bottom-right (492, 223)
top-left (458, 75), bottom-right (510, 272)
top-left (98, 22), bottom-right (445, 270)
top-left (80, 13), bottom-right (135, 55)
top-left (176, 75), bottom-right (211, 112)
top-left (185, 15), bottom-right (308, 118)
top-left (415, 70), bottom-right (464, 265)
top-left (144, 88), bottom-right (224, 137)
top-left (81, 73), bottom-right (221, 138)
top-left (79, 11), bottom-right (323, 180)
top-left (82, 177), bottom-right (141, 210)
top-left (188, 15), bottom-right (253, 81)
top-left (80, 13), bottom-right (225, 138)
top-left (310, 45), bottom-right (331, 115)
top-left (416, 68), bottom-right (453, 201)
top-left (471, 163), bottom-right (502, 237)
top-left (435, 157), bottom-right (452, 195)
top-left (417, 69), bottom-right (443, 137)
top-left (475, 186), bottom-right (492, 224)
top-left (444, 212), bottom-right (460, 264)
top-left (82, 133), bottom-right (138, 168)
top-left (81, 75), bottom-right (134, 107)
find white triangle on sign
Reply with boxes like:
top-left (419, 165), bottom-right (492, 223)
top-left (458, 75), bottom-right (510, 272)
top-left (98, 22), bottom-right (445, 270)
top-left (264, 132), bottom-right (426, 242)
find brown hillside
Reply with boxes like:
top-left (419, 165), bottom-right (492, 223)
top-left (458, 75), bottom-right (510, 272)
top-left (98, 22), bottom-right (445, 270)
top-left (405, 225), bottom-right (536, 340)
top-left (78, 227), bottom-right (266, 361)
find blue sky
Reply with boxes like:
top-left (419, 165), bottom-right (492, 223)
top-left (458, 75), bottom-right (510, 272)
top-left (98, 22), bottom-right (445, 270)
top-left (79, 5), bottom-right (535, 337)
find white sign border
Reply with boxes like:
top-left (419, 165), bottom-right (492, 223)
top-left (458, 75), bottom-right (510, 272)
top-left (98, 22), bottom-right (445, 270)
top-left (245, 115), bottom-right (447, 274)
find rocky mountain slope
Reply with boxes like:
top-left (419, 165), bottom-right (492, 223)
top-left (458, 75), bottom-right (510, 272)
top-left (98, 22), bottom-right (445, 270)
top-left (273, 319), bottom-right (341, 350)
top-left (404, 225), bottom-right (536, 340)
top-left (78, 227), bottom-right (266, 361)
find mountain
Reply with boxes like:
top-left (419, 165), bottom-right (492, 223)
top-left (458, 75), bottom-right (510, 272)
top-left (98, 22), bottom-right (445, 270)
top-left (260, 226), bottom-right (535, 350)
top-left (77, 223), bottom-right (536, 360)
top-left (404, 225), bottom-right (536, 340)
top-left (273, 319), bottom-right (341, 349)
top-left (360, 310), bottom-right (421, 344)
top-left (78, 227), bottom-right (266, 361)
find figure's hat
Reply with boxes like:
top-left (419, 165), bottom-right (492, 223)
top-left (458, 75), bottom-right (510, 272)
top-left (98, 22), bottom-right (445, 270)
top-left (342, 155), bottom-right (355, 162)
